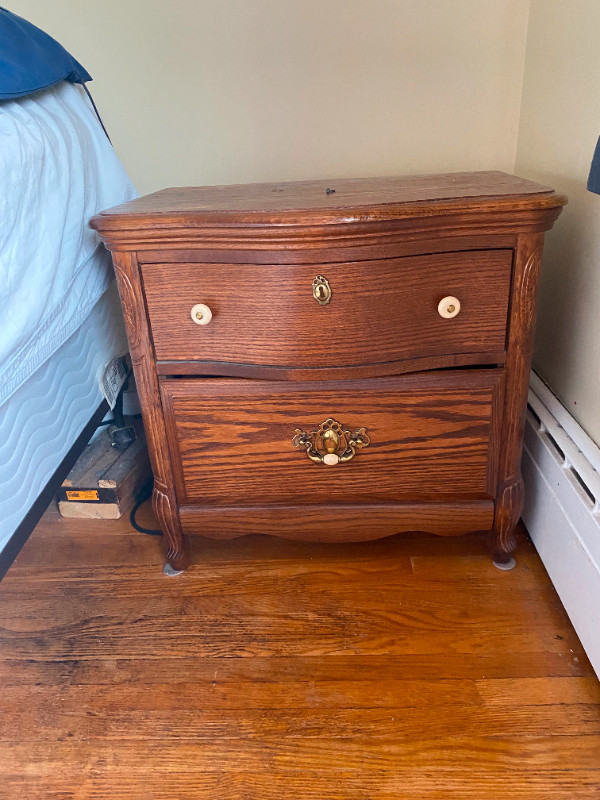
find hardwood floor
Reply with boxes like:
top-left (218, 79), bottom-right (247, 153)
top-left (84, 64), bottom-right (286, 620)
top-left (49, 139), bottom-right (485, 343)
top-left (0, 503), bottom-right (598, 799)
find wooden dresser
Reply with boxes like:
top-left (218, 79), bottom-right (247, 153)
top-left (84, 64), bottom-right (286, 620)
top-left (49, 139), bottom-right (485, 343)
top-left (91, 172), bottom-right (566, 572)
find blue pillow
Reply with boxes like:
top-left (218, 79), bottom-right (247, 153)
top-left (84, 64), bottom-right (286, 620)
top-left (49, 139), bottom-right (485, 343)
top-left (0, 7), bottom-right (91, 101)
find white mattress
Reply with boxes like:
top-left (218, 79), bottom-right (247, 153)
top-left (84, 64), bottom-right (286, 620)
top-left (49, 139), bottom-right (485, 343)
top-left (0, 80), bottom-right (137, 405)
top-left (0, 285), bottom-right (127, 554)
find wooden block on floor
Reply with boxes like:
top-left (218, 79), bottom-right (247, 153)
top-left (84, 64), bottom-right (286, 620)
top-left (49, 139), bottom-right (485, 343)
top-left (57, 419), bottom-right (151, 519)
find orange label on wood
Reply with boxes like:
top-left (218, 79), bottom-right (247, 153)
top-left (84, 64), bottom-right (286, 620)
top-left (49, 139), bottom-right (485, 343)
top-left (65, 490), bottom-right (99, 501)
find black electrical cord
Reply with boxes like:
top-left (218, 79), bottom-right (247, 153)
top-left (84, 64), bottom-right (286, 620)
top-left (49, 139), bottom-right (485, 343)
top-left (90, 368), bottom-right (158, 534)
top-left (129, 481), bottom-right (162, 536)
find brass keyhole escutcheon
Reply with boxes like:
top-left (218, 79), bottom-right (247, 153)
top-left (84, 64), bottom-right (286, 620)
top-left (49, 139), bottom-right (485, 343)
top-left (312, 275), bottom-right (332, 306)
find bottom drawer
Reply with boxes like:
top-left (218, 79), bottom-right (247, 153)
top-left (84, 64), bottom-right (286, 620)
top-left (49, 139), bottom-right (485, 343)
top-left (161, 371), bottom-right (504, 508)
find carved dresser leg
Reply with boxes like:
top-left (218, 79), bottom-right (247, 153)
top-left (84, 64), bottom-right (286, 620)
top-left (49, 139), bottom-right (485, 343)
top-left (153, 480), bottom-right (188, 572)
top-left (492, 233), bottom-right (544, 571)
top-left (110, 251), bottom-right (188, 572)
top-left (492, 478), bottom-right (523, 570)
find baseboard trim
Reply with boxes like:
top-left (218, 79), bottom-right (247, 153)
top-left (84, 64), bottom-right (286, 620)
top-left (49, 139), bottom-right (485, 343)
top-left (0, 400), bottom-right (109, 582)
top-left (522, 373), bottom-right (600, 677)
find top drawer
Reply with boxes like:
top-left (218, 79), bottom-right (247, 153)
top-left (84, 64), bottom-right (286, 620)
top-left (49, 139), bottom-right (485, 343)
top-left (141, 250), bottom-right (512, 369)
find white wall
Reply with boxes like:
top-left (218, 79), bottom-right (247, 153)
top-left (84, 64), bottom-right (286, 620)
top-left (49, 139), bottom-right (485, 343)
top-left (12, 0), bottom-right (529, 195)
top-left (515, 0), bottom-right (600, 445)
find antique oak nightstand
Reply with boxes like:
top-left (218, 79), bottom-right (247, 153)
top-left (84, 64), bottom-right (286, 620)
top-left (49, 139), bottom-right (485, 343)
top-left (91, 172), bottom-right (565, 572)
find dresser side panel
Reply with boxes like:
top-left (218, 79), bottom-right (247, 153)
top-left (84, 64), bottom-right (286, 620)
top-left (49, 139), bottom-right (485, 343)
top-left (111, 251), bottom-right (186, 568)
top-left (493, 233), bottom-right (545, 558)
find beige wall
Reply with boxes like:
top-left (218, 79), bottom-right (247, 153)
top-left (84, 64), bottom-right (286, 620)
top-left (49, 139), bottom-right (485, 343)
top-left (17, 1), bottom-right (600, 442)
top-left (515, 0), bottom-right (600, 444)
top-left (12, 0), bottom-right (529, 195)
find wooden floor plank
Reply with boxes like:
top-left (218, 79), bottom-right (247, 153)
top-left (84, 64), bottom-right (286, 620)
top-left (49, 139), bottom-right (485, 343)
top-left (2, 770), bottom-right (600, 800)
top-left (0, 623), bottom-right (581, 660)
top-left (477, 676), bottom-right (600, 706)
top-left (0, 556), bottom-right (550, 599)
top-left (3, 704), bottom-right (600, 743)
top-left (0, 650), bottom-right (591, 686)
top-left (0, 679), bottom-right (482, 712)
top-left (0, 581), bottom-right (574, 620)
top-left (2, 734), bottom-right (600, 773)
top-left (0, 510), bottom-right (598, 799)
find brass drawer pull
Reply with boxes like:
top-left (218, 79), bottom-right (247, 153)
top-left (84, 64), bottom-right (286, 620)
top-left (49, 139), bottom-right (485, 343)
top-left (312, 275), bottom-right (332, 305)
top-left (292, 417), bottom-right (370, 465)
top-left (438, 296), bottom-right (461, 319)
top-left (190, 303), bottom-right (213, 325)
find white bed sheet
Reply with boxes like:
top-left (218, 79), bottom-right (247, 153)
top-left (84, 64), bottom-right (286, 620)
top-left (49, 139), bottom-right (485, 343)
top-left (0, 285), bottom-right (127, 554)
top-left (0, 80), bottom-right (136, 405)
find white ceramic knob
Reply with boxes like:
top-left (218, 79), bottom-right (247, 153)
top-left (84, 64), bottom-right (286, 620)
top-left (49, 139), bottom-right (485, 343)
top-left (437, 296), bottom-right (461, 319)
top-left (190, 303), bottom-right (213, 326)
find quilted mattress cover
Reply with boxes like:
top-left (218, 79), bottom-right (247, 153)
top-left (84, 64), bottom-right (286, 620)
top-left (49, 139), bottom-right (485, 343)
top-left (0, 80), bottom-right (136, 405)
top-left (0, 285), bottom-right (128, 553)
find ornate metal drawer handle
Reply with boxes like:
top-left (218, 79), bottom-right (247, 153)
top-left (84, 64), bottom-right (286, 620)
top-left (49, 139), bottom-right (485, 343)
top-left (292, 418), bottom-right (370, 466)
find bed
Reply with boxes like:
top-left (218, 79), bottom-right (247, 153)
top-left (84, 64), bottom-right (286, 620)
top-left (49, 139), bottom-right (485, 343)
top-left (0, 78), bottom-right (137, 569)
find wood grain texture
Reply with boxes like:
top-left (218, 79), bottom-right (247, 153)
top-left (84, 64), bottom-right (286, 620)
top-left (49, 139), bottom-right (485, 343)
top-left (90, 171), bottom-right (563, 235)
top-left (154, 350), bottom-right (508, 381)
top-left (93, 172), bottom-right (557, 218)
top-left (0, 508), bottom-right (598, 800)
top-left (142, 250), bottom-right (512, 367)
top-left (111, 251), bottom-right (186, 569)
top-left (4, 771), bottom-right (600, 800)
top-left (178, 502), bottom-right (494, 540)
top-left (94, 209), bottom-right (564, 254)
top-left (136, 233), bottom-right (519, 265)
top-left (161, 371), bottom-right (504, 506)
top-left (90, 173), bottom-right (567, 566)
top-left (493, 234), bottom-right (544, 560)
top-left (90, 173), bottom-right (565, 252)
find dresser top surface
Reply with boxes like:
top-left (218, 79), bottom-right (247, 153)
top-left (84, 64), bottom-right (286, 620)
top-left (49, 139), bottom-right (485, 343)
top-left (92, 171), bottom-right (564, 228)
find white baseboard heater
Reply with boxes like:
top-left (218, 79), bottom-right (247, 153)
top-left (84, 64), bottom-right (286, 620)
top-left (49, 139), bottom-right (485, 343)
top-left (523, 371), bottom-right (600, 676)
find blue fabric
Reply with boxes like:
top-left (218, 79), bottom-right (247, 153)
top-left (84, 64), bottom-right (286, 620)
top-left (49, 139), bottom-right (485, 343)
top-left (0, 7), bottom-right (91, 100)
top-left (587, 136), bottom-right (600, 195)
